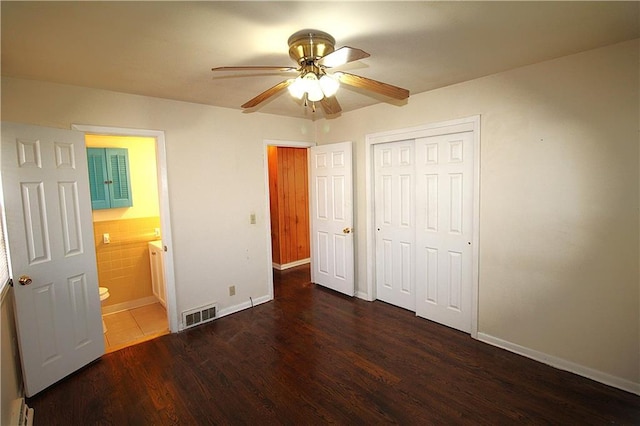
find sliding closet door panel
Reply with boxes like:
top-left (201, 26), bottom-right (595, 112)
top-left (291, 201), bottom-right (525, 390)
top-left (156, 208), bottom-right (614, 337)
top-left (415, 132), bottom-right (474, 332)
top-left (374, 141), bottom-right (415, 311)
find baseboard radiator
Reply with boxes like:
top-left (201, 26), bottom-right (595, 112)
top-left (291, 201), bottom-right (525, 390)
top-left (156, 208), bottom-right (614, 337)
top-left (181, 302), bottom-right (218, 330)
top-left (10, 398), bottom-right (33, 426)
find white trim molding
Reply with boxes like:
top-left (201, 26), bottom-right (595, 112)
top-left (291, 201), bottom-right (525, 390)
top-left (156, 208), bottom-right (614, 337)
top-left (216, 294), bottom-right (272, 321)
top-left (478, 333), bottom-right (640, 396)
top-left (364, 115), bottom-right (481, 336)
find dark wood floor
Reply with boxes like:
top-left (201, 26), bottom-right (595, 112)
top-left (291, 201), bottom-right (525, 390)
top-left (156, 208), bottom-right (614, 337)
top-left (28, 265), bottom-right (640, 425)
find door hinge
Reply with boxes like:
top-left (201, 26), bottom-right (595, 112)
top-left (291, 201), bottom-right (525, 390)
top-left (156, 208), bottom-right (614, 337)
top-left (8, 278), bottom-right (13, 287)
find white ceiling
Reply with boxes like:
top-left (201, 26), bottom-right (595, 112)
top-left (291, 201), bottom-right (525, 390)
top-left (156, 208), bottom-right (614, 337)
top-left (2, 1), bottom-right (638, 120)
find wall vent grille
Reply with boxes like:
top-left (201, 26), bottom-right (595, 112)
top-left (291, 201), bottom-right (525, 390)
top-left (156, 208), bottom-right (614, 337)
top-left (182, 303), bottom-right (218, 329)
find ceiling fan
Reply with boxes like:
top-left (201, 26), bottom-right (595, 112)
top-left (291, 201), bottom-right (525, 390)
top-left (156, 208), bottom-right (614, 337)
top-left (212, 29), bottom-right (410, 115)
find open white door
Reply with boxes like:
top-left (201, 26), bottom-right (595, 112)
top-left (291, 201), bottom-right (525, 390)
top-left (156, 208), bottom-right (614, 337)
top-left (309, 142), bottom-right (354, 296)
top-left (1, 122), bottom-right (104, 397)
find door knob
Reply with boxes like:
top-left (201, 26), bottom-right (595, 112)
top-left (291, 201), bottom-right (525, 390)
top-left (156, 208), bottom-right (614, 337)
top-left (343, 227), bottom-right (352, 234)
top-left (18, 275), bottom-right (32, 286)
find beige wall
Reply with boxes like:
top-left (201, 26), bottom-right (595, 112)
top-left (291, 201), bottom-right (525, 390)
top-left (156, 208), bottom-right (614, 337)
top-left (1, 288), bottom-right (22, 424)
top-left (316, 39), bottom-right (639, 387)
top-left (85, 135), bottom-right (160, 222)
top-left (1, 78), bottom-right (314, 321)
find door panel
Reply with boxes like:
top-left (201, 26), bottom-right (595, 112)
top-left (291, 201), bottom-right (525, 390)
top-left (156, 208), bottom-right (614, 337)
top-left (2, 122), bottom-right (104, 396)
top-left (415, 132), bottom-right (474, 332)
top-left (309, 142), bottom-right (354, 296)
top-left (374, 141), bottom-right (415, 311)
top-left (58, 181), bottom-right (83, 256)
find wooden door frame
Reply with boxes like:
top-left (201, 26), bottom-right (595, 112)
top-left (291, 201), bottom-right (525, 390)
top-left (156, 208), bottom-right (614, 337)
top-left (72, 124), bottom-right (178, 333)
top-left (263, 140), bottom-right (315, 300)
top-left (364, 115), bottom-right (481, 338)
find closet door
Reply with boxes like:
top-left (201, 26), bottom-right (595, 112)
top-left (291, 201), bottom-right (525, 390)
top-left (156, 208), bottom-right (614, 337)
top-left (414, 132), bottom-right (474, 332)
top-left (374, 141), bottom-right (416, 311)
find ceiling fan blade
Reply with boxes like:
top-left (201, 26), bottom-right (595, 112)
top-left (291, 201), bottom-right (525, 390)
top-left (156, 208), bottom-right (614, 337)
top-left (212, 66), bottom-right (296, 72)
top-left (320, 96), bottom-right (342, 115)
top-left (339, 72), bottom-right (410, 100)
top-left (318, 46), bottom-right (370, 68)
top-left (241, 79), bottom-right (292, 109)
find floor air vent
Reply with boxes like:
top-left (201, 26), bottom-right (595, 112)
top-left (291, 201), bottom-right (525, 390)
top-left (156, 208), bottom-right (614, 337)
top-left (182, 303), bottom-right (218, 329)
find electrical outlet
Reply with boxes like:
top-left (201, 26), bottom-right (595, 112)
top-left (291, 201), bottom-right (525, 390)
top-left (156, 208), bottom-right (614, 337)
top-left (229, 285), bottom-right (236, 296)
top-left (103, 233), bottom-right (110, 244)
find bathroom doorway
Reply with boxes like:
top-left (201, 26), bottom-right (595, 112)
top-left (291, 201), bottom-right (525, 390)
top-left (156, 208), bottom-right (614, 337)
top-left (78, 126), bottom-right (176, 353)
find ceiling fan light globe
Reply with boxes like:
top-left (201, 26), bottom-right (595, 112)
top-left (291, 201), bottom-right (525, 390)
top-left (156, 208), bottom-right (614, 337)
top-left (302, 72), bottom-right (318, 89)
top-left (288, 77), bottom-right (305, 99)
top-left (307, 85), bottom-right (324, 102)
top-left (319, 75), bottom-right (339, 97)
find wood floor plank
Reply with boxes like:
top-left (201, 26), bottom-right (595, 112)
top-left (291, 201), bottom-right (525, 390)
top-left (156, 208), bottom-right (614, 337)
top-left (27, 264), bottom-right (640, 425)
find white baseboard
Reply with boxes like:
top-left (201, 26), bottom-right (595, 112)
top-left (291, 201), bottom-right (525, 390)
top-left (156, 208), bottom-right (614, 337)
top-left (177, 295), bottom-right (273, 331)
top-left (101, 296), bottom-right (160, 315)
top-left (477, 332), bottom-right (640, 396)
top-left (272, 258), bottom-right (310, 270)
top-left (216, 294), bottom-right (273, 319)
top-left (355, 290), bottom-right (372, 301)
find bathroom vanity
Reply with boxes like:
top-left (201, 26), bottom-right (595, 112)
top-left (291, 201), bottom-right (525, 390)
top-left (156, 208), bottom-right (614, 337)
top-left (148, 241), bottom-right (166, 307)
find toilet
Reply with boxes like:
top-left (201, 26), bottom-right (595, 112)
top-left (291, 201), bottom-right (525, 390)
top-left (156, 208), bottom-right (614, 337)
top-left (99, 287), bottom-right (110, 333)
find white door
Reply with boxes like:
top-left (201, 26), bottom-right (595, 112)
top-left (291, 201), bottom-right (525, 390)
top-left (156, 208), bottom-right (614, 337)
top-left (414, 132), bottom-right (474, 332)
top-left (309, 142), bottom-right (354, 296)
top-left (1, 122), bottom-right (104, 397)
top-left (374, 141), bottom-right (416, 311)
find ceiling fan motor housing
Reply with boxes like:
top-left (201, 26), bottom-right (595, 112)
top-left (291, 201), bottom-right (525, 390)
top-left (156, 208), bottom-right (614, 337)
top-left (288, 29), bottom-right (335, 66)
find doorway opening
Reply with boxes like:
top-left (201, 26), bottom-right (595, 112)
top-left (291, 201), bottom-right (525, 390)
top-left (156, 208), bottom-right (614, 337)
top-left (267, 146), bottom-right (311, 270)
top-left (85, 134), bottom-right (168, 352)
top-left (263, 140), bottom-right (315, 299)
top-left (73, 124), bottom-right (178, 344)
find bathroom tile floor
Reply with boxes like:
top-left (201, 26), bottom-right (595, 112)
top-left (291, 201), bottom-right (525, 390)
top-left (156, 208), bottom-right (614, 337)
top-left (103, 302), bottom-right (169, 353)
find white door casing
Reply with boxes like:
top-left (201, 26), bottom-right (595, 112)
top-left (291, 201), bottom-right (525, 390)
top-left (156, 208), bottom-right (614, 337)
top-left (374, 141), bottom-right (416, 311)
top-left (2, 122), bottom-right (104, 396)
top-left (72, 123), bottom-right (178, 332)
top-left (414, 132), bottom-right (474, 332)
top-left (309, 142), bottom-right (354, 296)
top-left (263, 139), bottom-right (315, 302)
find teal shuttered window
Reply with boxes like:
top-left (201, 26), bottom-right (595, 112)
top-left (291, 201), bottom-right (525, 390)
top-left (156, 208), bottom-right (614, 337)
top-left (87, 148), bottom-right (133, 210)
